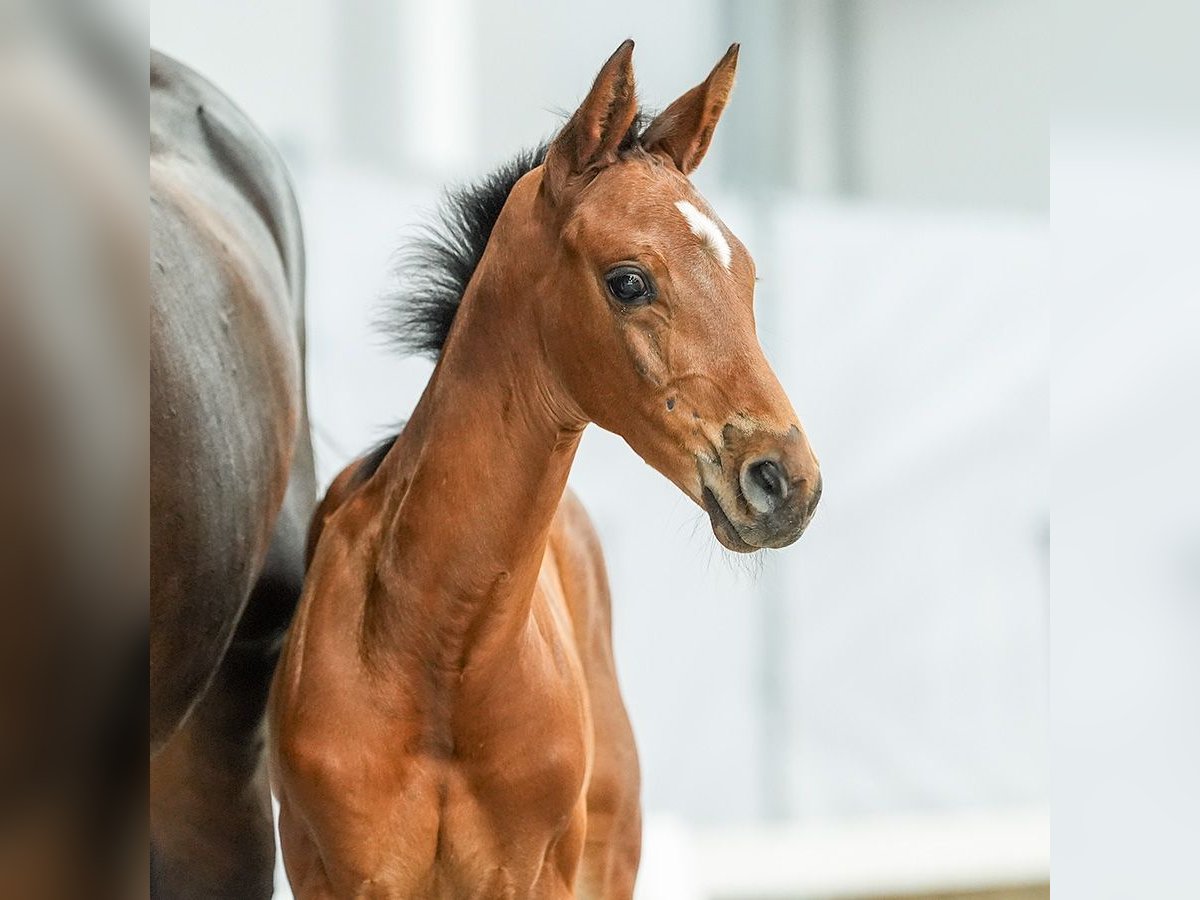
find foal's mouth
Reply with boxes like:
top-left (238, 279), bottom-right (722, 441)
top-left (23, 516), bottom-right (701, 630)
top-left (702, 486), bottom-right (759, 554)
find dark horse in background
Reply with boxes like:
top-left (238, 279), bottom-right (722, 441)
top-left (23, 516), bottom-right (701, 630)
top-left (150, 51), bottom-right (314, 897)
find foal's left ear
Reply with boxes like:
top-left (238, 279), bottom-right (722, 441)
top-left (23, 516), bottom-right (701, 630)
top-left (544, 39), bottom-right (639, 203)
top-left (643, 43), bottom-right (739, 175)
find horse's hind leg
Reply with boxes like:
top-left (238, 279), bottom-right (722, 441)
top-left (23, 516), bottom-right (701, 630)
top-left (151, 463), bottom-right (311, 899)
top-left (150, 627), bottom-right (278, 898)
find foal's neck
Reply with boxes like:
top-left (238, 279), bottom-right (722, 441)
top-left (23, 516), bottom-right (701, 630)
top-left (368, 207), bottom-right (581, 667)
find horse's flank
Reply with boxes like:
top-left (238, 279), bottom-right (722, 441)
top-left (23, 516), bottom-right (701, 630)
top-left (149, 50), bottom-right (315, 898)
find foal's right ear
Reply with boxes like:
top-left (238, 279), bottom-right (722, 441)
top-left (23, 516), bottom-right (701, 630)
top-left (543, 40), bottom-right (638, 204)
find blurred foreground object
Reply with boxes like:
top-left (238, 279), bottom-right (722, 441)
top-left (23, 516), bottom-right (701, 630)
top-left (0, 3), bottom-right (144, 897)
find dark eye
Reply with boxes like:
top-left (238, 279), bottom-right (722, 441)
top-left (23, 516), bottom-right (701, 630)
top-left (605, 266), bottom-right (655, 305)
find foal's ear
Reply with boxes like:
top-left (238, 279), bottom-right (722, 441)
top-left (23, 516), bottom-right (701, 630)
top-left (643, 43), bottom-right (739, 175)
top-left (544, 39), bottom-right (638, 203)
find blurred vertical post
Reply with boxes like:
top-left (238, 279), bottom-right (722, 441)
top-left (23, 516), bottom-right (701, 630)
top-left (336, 0), bottom-right (473, 178)
top-left (334, 0), bottom-right (401, 170)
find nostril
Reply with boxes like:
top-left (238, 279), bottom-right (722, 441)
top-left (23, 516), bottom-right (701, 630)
top-left (741, 458), bottom-right (789, 514)
top-left (751, 460), bottom-right (786, 499)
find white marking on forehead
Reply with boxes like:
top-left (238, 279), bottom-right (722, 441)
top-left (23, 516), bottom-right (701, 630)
top-left (674, 200), bottom-right (732, 271)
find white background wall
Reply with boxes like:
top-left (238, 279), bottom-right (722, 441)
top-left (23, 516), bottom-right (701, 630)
top-left (151, 0), bottom-right (1047, 208)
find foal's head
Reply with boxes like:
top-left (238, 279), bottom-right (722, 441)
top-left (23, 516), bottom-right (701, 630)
top-left (402, 41), bottom-right (821, 551)
top-left (527, 41), bottom-right (821, 551)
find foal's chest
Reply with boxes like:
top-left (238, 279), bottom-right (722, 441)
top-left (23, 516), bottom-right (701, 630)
top-left (409, 619), bottom-right (594, 893)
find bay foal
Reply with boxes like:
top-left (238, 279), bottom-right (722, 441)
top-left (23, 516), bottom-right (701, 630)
top-left (270, 41), bottom-right (821, 898)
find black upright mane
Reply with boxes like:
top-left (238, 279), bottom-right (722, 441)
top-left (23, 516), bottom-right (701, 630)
top-left (385, 113), bottom-right (651, 358)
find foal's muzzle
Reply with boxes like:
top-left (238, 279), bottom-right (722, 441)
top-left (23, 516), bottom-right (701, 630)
top-left (701, 425), bottom-right (821, 552)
